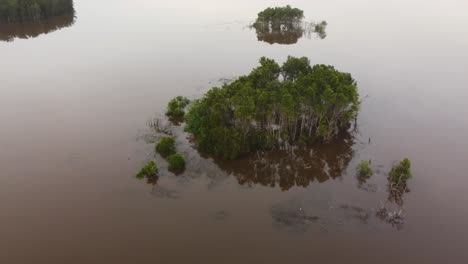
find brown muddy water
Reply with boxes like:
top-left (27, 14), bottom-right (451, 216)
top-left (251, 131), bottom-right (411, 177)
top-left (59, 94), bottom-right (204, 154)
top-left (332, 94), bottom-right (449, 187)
top-left (1, 0), bottom-right (468, 263)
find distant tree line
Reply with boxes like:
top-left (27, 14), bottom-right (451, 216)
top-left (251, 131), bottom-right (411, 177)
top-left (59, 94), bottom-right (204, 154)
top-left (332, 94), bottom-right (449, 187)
top-left (0, 0), bottom-right (74, 23)
top-left (184, 56), bottom-right (360, 159)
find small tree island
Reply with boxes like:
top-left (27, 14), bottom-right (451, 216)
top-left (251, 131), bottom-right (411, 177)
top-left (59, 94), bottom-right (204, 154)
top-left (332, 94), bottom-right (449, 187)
top-left (184, 56), bottom-right (360, 159)
top-left (252, 6), bottom-right (327, 44)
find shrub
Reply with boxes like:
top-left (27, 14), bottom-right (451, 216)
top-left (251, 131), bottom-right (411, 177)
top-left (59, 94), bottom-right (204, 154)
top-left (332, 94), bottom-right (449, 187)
top-left (388, 158), bottom-right (412, 184)
top-left (155, 137), bottom-right (176, 157)
top-left (136, 161), bottom-right (158, 179)
top-left (357, 160), bottom-right (373, 178)
top-left (167, 153), bottom-right (186, 173)
top-left (166, 96), bottom-right (190, 119)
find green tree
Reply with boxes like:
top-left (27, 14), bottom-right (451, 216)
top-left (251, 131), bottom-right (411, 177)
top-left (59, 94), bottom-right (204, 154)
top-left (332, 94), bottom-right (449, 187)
top-left (389, 158), bottom-right (412, 184)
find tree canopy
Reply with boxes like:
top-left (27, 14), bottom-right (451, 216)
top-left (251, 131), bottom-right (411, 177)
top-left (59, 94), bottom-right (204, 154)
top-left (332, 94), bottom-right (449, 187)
top-left (185, 56), bottom-right (360, 159)
top-left (0, 0), bottom-right (74, 23)
top-left (389, 158), bottom-right (412, 184)
top-left (255, 5), bottom-right (304, 24)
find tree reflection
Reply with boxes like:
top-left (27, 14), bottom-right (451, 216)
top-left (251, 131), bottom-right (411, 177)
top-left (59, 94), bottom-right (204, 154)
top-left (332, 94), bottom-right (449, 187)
top-left (215, 131), bottom-right (355, 190)
top-left (0, 13), bottom-right (75, 42)
top-left (252, 20), bottom-right (327, 45)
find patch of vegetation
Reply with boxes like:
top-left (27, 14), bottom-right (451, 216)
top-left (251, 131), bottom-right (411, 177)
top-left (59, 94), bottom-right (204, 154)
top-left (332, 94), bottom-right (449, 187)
top-left (0, 0), bottom-right (75, 23)
top-left (314, 21), bottom-right (327, 33)
top-left (357, 160), bottom-right (373, 178)
top-left (155, 137), bottom-right (176, 157)
top-left (167, 153), bottom-right (186, 173)
top-left (255, 5), bottom-right (304, 26)
top-left (388, 158), bottom-right (412, 184)
top-left (185, 56), bottom-right (359, 160)
top-left (252, 6), bottom-right (304, 44)
top-left (166, 96), bottom-right (191, 119)
top-left (136, 161), bottom-right (158, 179)
top-left (252, 6), bottom-right (327, 44)
top-left (313, 20), bottom-right (328, 39)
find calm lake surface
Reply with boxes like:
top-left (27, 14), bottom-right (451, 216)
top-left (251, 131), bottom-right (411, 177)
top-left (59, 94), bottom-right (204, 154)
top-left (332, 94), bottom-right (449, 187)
top-left (1, 0), bottom-right (468, 263)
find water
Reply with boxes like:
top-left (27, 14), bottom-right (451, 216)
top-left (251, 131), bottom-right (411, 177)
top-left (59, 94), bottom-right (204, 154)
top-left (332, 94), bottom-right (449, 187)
top-left (1, 0), bottom-right (467, 263)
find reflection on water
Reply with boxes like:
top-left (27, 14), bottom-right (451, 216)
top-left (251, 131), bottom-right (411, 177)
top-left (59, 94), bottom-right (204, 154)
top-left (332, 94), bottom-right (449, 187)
top-left (139, 117), bottom-right (354, 191)
top-left (376, 177), bottom-right (411, 229)
top-left (0, 14), bottom-right (75, 42)
top-left (271, 203), bottom-right (320, 233)
top-left (151, 184), bottom-right (180, 199)
top-left (252, 20), bottom-right (327, 45)
top-left (215, 131), bottom-right (354, 190)
top-left (270, 198), bottom-right (376, 234)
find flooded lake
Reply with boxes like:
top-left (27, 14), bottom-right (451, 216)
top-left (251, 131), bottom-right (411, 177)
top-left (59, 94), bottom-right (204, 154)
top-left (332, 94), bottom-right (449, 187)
top-left (1, 0), bottom-right (468, 263)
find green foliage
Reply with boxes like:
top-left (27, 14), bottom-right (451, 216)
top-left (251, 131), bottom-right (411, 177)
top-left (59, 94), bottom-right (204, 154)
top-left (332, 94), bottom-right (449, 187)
top-left (281, 56), bottom-right (312, 81)
top-left (185, 56), bottom-right (360, 159)
top-left (357, 160), bottom-right (373, 178)
top-left (252, 6), bottom-right (328, 45)
top-left (167, 153), bottom-right (186, 173)
top-left (315, 21), bottom-right (328, 34)
top-left (0, 0), bottom-right (75, 23)
top-left (313, 21), bottom-right (328, 39)
top-left (255, 5), bottom-right (304, 24)
top-left (155, 137), bottom-right (176, 157)
top-left (166, 96), bottom-right (191, 119)
top-left (389, 158), bottom-right (412, 184)
top-left (136, 161), bottom-right (158, 179)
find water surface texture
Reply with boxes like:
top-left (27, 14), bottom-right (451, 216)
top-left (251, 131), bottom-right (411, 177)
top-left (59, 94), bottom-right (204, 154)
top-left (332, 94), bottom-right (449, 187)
top-left (1, 0), bottom-right (468, 263)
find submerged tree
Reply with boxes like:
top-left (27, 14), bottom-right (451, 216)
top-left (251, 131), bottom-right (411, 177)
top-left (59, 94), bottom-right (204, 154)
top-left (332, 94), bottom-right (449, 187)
top-left (377, 158), bottom-right (413, 227)
top-left (357, 160), bottom-right (373, 178)
top-left (185, 56), bottom-right (360, 160)
top-left (388, 158), bottom-right (412, 184)
top-left (387, 158), bottom-right (413, 205)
